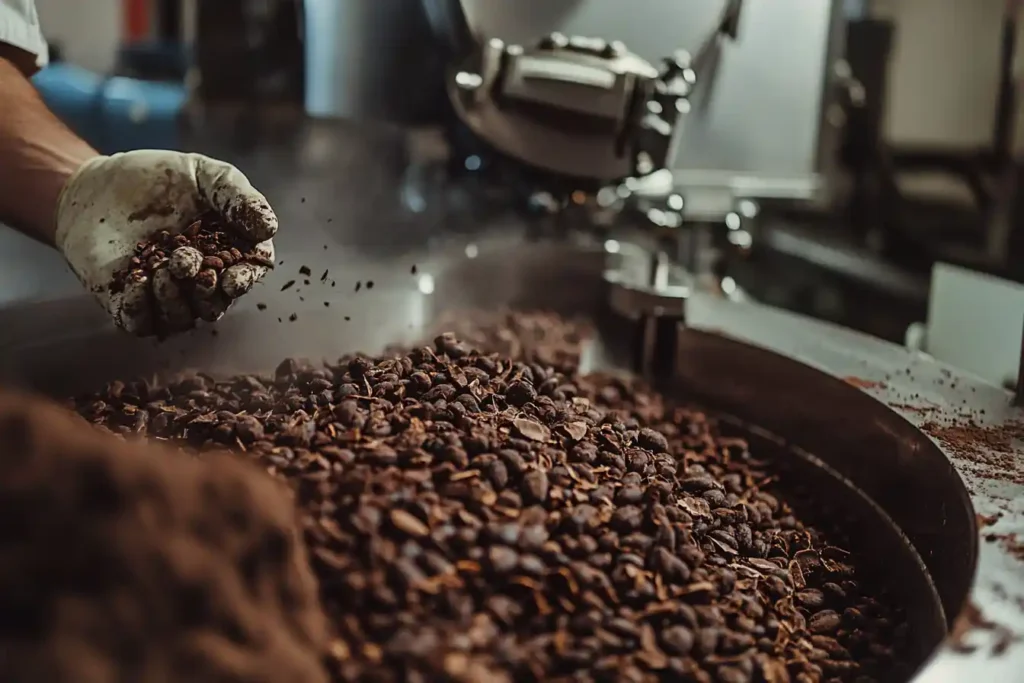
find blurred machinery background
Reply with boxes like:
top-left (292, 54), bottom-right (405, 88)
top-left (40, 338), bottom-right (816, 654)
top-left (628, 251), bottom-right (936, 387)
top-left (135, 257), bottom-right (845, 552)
top-left (22, 0), bottom-right (1024, 388)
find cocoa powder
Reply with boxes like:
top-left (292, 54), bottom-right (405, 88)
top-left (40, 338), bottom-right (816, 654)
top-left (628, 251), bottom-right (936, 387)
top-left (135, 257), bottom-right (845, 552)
top-left (921, 419), bottom-right (1024, 485)
top-left (985, 531), bottom-right (1024, 562)
top-left (949, 602), bottom-right (1019, 656)
top-left (842, 377), bottom-right (886, 390)
top-left (0, 392), bottom-right (328, 683)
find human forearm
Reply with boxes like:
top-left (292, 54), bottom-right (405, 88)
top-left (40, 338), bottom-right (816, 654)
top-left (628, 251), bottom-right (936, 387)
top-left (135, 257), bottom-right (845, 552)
top-left (0, 52), bottom-right (277, 337)
top-left (0, 53), bottom-right (98, 245)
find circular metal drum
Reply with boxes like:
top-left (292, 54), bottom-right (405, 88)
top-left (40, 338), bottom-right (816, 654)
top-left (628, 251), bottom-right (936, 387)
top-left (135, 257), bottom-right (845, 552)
top-left (0, 238), bottom-right (1018, 681)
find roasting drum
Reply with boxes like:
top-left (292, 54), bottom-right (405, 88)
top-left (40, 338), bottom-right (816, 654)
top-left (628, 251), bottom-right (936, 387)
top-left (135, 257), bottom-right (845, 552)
top-left (0, 237), bottom-right (1019, 682)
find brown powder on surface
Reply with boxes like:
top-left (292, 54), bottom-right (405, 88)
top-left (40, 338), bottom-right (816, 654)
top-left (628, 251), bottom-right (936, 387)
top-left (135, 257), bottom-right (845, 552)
top-left (950, 602), bottom-right (995, 653)
top-left (1005, 534), bottom-right (1024, 560)
top-left (921, 419), bottom-right (1024, 485)
top-left (922, 421), bottom-right (1015, 457)
top-left (842, 377), bottom-right (886, 390)
top-left (0, 393), bottom-right (328, 683)
top-left (985, 532), bottom-right (1024, 562)
top-left (949, 602), bottom-right (1018, 655)
top-left (887, 402), bottom-right (941, 415)
top-left (977, 513), bottom-right (1002, 528)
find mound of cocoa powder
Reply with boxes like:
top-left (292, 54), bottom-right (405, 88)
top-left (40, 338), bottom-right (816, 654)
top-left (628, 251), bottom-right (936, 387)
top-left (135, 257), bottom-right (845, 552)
top-left (75, 314), bottom-right (915, 683)
top-left (0, 392), bottom-right (328, 683)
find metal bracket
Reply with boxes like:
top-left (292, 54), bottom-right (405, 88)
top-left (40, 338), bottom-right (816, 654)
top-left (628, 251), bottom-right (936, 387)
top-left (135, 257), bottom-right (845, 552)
top-left (600, 193), bottom-right (758, 380)
top-left (604, 240), bottom-right (691, 378)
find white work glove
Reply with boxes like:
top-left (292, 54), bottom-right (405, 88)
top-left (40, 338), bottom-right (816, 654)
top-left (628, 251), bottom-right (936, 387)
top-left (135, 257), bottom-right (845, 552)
top-left (55, 150), bottom-right (277, 337)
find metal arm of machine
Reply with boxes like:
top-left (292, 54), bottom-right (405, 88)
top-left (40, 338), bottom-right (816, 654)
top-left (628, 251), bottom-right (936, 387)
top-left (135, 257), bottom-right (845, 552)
top-left (445, 1), bottom-right (744, 190)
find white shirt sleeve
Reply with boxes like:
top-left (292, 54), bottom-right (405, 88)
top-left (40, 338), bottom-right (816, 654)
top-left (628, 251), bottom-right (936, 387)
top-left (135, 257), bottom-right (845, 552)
top-left (0, 0), bottom-right (48, 73)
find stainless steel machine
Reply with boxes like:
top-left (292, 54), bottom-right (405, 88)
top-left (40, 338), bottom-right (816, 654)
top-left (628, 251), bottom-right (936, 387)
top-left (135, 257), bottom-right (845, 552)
top-left (434, 0), bottom-right (846, 205)
top-left (306, 0), bottom-right (847, 205)
top-left (304, 0), bottom-right (853, 293)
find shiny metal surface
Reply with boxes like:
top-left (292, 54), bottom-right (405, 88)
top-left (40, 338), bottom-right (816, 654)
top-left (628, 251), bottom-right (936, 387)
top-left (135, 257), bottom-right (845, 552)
top-left (925, 263), bottom-right (1024, 389)
top-left (605, 241), bottom-right (692, 320)
top-left (303, 0), bottom-right (448, 123)
top-left (447, 35), bottom-right (669, 183)
top-left (454, 0), bottom-right (845, 205)
top-left (303, 0), bottom-right (842, 204)
top-left (0, 237), bottom-right (1020, 680)
top-left (667, 0), bottom-right (846, 206)
top-left (445, 7), bottom-right (735, 184)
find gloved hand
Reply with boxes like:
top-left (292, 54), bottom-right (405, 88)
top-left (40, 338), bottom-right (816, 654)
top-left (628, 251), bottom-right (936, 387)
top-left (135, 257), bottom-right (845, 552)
top-left (55, 150), bottom-right (277, 337)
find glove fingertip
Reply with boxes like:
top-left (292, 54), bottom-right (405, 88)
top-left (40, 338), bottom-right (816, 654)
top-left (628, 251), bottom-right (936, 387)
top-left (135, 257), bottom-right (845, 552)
top-left (228, 195), bottom-right (278, 243)
top-left (193, 154), bottom-right (278, 242)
